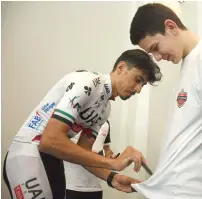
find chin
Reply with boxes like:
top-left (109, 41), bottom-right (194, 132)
top-left (120, 95), bottom-right (131, 100)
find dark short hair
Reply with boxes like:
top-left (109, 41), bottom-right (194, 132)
top-left (130, 3), bottom-right (187, 45)
top-left (112, 49), bottom-right (162, 85)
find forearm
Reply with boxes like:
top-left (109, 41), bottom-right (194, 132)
top-left (105, 149), bottom-right (114, 158)
top-left (39, 129), bottom-right (113, 169)
top-left (104, 145), bottom-right (114, 158)
top-left (83, 166), bottom-right (112, 181)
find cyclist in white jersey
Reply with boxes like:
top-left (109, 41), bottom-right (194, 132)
top-left (3, 49), bottom-right (162, 199)
top-left (130, 3), bottom-right (202, 199)
top-left (65, 121), bottom-right (115, 199)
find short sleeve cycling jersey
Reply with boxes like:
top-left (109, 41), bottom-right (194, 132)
top-left (14, 70), bottom-right (112, 144)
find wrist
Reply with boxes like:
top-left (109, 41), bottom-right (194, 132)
top-left (107, 171), bottom-right (118, 188)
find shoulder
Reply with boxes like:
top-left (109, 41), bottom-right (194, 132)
top-left (63, 70), bottom-right (104, 90)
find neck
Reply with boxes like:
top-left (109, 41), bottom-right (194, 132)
top-left (182, 30), bottom-right (200, 59)
top-left (109, 72), bottom-right (118, 98)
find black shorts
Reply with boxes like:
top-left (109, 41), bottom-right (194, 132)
top-left (66, 189), bottom-right (103, 199)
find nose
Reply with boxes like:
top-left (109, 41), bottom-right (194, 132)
top-left (153, 52), bottom-right (162, 61)
top-left (134, 84), bottom-right (143, 94)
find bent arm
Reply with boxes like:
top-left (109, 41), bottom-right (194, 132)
top-left (39, 118), bottom-right (113, 169)
top-left (104, 145), bottom-right (114, 158)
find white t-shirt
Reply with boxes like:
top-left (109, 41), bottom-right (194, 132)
top-left (132, 41), bottom-right (202, 199)
top-left (64, 121), bottom-right (111, 192)
top-left (14, 70), bottom-right (111, 144)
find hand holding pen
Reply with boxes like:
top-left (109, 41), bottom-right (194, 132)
top-left (111, 152), bottom-right (153, 175)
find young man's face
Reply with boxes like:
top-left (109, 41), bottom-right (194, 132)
top-left (138, 24), bottom-right (184, 64)
top-left (116, 63), bottom-right (148, 100)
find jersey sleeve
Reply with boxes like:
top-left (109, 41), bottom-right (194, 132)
top-left (52, 78), bottom-right (95, 127)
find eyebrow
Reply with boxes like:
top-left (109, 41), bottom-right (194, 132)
top-left (148, 44), bottom-right (155, 53)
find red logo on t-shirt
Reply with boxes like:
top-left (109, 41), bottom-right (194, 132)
top-left (177, 89), bottom-right (187, 108)
top-left (14, 185), bottom-right (24, 199)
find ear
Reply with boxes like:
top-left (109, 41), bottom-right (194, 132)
top-left (164, 19), bottom-right (179, 36)
top-left (116, 61), bottom-right (127, 75)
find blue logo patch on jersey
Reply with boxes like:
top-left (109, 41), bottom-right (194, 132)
top-left (42, 102), bottom-right (56, 113)
top-left (28, 112), bottom-right (43, 130)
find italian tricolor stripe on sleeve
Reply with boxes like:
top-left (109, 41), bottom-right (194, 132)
top-left (52, 109), bottom-right (75, 126)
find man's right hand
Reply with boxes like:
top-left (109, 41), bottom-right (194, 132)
top-left (109, 146), bottom-right (146, 172)
top-left (41, 119), bottom-right (146, 171)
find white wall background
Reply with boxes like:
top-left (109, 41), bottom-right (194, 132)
top-left (2, 1), bottom-right (201, 199)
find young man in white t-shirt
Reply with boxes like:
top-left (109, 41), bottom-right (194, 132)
top-left (130, 3), bottom-right (202, 199)
top-left (65, 121), bottom-right (116, 199)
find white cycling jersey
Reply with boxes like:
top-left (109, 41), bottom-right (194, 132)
top-left (5, 70), bottom-right (112, 199)
top-left (14, 70), bottom-right (112, 144)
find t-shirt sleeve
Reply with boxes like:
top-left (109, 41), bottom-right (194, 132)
top-left (52, 78), bottom-right (95, 127)
top-left (198, 60), bottom-right (202, 101)
top-left (195, 55), bottom-right (202, 102)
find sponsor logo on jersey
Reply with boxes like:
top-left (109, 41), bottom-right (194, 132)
top-left (92, 77), bottom-right (100, 87)
top-left (79, 107), bottom-right (102, 126)
top-left (104, 84), bottom-right (110, 94)
top-left (69, 96), bottom-right (80, 106)
top-left (28, 111), bottom-right (43, 130)
top-left (41, 102), bottom-right (56, 113)
top-left (14, 177), bottom-right (44, 199)
top-left (14, 185), bottom-right (24, 199)
top-left (66, 82), bottom-right (75, 92)
top-left (91, 101), bottom-right (100, 108)
top-left (177, 89), bottom-right (187, 108)
top-left (84, 86), bottom-right (92, 96)
top-left (69, 96), bottom-right (81, 112)
top-left (100, 95), bottom-right (104, 101)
